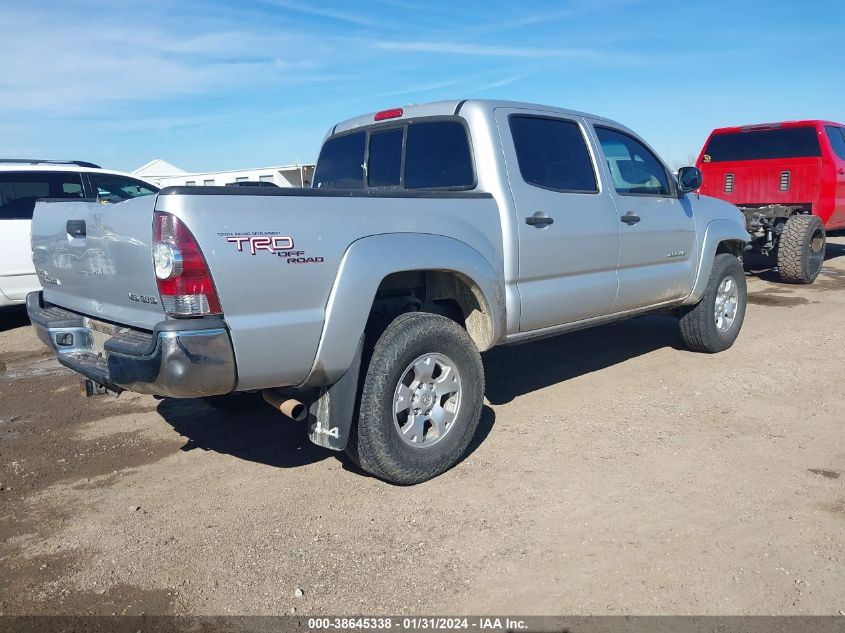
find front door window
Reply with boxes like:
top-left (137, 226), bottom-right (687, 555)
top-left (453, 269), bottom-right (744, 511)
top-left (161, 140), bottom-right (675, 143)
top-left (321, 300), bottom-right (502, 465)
top-left (595, 127), bottom-right (671, 196)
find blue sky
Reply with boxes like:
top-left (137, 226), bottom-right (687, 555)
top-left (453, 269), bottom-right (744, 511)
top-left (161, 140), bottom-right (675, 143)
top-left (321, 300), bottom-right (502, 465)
top-left (1, 0), bottom-right (842, 173)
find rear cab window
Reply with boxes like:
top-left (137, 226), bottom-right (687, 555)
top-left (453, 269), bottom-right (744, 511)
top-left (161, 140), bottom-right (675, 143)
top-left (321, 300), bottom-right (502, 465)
top-left (703, 127), bottom-right (822, 162)
top-left (367, 129), bottom-right (403, 187)
top-left (313, 118), bottom-right (474, 191)
top-left (312, 132), bottom-right (367, 189)
top-left (0, 171), bottom-right (85, 219)
top-left (404, 121), bottom-right (474, 189)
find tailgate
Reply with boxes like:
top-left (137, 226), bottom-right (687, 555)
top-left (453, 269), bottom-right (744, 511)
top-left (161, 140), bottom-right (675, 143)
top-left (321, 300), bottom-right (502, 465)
top-left (700, 157), bottom-right (822, 208)
top-left (31, 195), bottom-right (164, 330)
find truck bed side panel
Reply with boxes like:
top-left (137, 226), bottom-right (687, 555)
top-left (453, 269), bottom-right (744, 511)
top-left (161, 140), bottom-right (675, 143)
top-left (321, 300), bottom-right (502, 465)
top-left (155, 191), bottom-right (503, 390)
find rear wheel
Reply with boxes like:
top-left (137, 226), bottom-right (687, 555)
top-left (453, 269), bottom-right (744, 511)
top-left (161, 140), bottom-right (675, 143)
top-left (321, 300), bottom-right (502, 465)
top-left (777, 214), bottom-right (826, 284)
top-left (679, 253), bottom-right (747, 353)
top-left (349, 312), bottom-right (484, 485)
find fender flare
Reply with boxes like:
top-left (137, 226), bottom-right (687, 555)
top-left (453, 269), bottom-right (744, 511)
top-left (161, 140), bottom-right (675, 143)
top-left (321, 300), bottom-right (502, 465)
top-left (683, 219), bottom-right (749, 305)
top-left (300, 233), bottom-right (505, 387)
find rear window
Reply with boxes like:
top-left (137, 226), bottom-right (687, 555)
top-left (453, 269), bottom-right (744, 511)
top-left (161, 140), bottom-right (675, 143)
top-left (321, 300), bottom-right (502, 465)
top-left (704, 127), bottom-right (822, 162)
top-left (313, 132), bottom-right (366, 189)
top-left (367, 129), bottom-right (403, 187)
top-left (0, 172), bottom-right (85, 220)
top-left (313, 118), bottom-right (474, 191)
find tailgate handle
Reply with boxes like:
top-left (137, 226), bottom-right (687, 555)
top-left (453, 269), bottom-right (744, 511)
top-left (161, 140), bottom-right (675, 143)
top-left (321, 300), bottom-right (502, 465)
top-left (66, 220), bottom-right (86, 238)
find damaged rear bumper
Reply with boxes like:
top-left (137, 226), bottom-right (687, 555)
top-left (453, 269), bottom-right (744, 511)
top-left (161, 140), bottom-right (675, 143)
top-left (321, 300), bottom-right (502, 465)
top-left (26, 291), bottom-right (236, 398)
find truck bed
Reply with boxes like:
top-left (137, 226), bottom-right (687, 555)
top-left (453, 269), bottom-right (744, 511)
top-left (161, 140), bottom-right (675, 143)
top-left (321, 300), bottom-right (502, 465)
top-left (32, 187), bottom-right (502, 389)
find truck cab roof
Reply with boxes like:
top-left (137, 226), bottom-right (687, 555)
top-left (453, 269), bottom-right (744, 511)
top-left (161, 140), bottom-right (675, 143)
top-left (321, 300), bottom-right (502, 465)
top-left (709, 120), bottom-right (844, 135)
top-left (330, 99), bottom-right (625, 136)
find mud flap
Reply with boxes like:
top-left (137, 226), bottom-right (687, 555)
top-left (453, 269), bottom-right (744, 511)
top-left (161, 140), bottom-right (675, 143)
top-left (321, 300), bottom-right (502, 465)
top-left (307, 335), bottom-right (363, 451)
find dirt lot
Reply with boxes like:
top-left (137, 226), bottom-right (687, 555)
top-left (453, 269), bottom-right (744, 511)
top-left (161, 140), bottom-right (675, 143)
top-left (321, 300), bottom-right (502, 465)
top-left (1, 239), bottom-right (843, 617)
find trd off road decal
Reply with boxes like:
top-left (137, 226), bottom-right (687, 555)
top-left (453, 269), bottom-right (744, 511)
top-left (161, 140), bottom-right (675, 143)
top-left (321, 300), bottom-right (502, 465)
top-left (218, 231), bottom-right (324, 264)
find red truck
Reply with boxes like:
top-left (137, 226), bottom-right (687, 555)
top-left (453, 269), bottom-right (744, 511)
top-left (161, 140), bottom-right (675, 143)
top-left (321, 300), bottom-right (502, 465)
top-left (697, 120), bottom-right (845, 283)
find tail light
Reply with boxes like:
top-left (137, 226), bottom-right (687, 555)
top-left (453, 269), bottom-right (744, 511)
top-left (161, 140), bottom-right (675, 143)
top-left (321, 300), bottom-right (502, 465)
top-left (724, 173), bottom-right (734, 193)
top-left (780, 170), bottom-right (790, 192)
top-left (152, 211), bottom-right (222, 316)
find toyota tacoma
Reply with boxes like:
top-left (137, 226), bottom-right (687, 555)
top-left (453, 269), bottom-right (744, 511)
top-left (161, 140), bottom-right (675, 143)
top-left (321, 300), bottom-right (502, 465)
top-left (28, 100), bottom-right (749, 484)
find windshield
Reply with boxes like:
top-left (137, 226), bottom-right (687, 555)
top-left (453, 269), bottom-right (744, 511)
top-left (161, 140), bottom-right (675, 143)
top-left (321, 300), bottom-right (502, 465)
top-left (703, 127), bottom-right (821, 162)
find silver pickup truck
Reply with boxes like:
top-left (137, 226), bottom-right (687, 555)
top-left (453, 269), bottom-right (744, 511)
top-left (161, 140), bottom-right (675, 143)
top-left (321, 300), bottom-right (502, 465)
top-left (28, 99), bottom-right (749, 484)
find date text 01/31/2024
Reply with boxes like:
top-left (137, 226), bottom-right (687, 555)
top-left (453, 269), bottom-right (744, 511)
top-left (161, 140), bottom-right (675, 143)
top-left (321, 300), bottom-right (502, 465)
top-left (307, 617), bottom-right (528, 630)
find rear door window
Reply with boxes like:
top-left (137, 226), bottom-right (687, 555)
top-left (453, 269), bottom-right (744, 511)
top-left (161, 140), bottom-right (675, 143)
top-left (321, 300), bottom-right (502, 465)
top-left (89, 174), bottom-right (158, 204)
top-left (404, 120), bottom-right (474, 189)
top-left (0, 171), bottom-right (85, 219)
top-left (313, 132), bottom-right (366, 189)
top-left (367, 128), bottom-right (403, 187)
top-left (509, 116), bottom-right (598, 193)
top-left (825, 126), bottom-right (845, 161)
top-left (595, 127), bottom-right (671, 196)
top-left (704, 127), bottom-right (822, 162)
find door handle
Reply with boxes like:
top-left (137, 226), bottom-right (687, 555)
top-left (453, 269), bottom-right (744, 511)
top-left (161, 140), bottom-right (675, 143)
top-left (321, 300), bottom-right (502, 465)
top-left (620, 211), bottom-right (641, 225)
top-left (66, 219), bottom-right (86, 238)
top-left (525, 211), bottom-right (554, 227)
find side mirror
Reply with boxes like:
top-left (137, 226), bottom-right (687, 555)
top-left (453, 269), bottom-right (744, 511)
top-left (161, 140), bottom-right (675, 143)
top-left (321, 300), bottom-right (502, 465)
top-left (677, 166), bottom-right (702, 194)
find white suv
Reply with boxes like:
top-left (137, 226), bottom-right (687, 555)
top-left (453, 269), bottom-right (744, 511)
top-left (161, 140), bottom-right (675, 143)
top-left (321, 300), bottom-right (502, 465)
top-left (0, 160), bottom-right (159, 307)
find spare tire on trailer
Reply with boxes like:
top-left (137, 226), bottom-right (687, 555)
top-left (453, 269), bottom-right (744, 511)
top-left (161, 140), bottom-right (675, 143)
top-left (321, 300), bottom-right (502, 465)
top-left (777, 214), bottom-right (826, 284)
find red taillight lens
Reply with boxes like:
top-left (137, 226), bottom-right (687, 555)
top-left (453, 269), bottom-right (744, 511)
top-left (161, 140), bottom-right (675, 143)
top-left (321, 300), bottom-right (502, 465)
top-left (152, 211), bottom-right (221, 316)
top-left (374, 107), bottom-right (403, 121)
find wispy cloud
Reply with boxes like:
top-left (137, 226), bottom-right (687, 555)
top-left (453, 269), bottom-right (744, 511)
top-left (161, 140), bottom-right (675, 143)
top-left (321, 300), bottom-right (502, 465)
top-left (100, 114), bottom-right (239, 133)
top-left (263, 0), bottom-right (377, 27)
top-left (372, 75), bottom-right (490, 99)
top-left (0, 4), bottom-right (341, 114)
top-left (375, 40), bottom-right (646, 63)
top-left (468, 73), bottom-right (534, 94)
top-left (459, 0), bottom-right (640, 38)
top-left (2, 0), bottom-right (829, 175)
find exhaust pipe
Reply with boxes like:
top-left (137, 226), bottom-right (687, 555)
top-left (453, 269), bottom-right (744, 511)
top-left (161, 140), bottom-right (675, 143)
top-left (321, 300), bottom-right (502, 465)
top-left (262, 390), bottom-right (308, 421)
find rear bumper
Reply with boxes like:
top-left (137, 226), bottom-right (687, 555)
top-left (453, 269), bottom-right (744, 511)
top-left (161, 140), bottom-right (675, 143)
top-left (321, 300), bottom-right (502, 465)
top-left (27, 292), bottom-right (236, 398)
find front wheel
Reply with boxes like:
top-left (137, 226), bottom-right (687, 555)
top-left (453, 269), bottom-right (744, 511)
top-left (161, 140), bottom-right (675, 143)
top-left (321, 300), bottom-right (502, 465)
top-left (679, 253), bottom-right (747, 353)
top-left (349, 312), bottom-right (485, 485)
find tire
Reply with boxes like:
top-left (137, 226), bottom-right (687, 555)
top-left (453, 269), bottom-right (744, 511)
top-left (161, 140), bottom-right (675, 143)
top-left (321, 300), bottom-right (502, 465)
top-left (202, 391), bottom-right (265, 412)
top-left (679, 253), bottom-right (747, 353)
top-left (777, 214), bottom-right (826, 284)
top-left (349, 312), bottom-right (484, 485)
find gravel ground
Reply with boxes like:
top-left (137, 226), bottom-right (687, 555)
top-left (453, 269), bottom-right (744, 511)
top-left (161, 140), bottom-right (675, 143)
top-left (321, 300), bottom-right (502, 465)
top-left (0, 238), bottom-right (843, 616)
